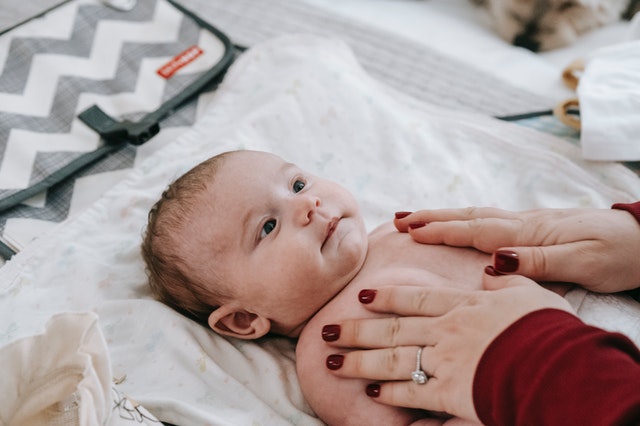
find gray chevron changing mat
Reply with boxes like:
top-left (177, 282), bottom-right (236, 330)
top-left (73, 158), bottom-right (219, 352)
top-left (0, 0), bottom-right (234, 257)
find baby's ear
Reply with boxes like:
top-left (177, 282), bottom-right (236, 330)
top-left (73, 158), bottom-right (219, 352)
top-left (207, 304), bottom-right (271, 340)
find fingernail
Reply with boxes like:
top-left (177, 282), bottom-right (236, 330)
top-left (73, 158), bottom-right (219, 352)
top-left (359, 289), bottom-right (377, 304)
top-left (395, 211), bottom-right (412, 219)
top-left (408, 221), bottom-right (427, 230)
top-left (484, 265), bottom-right (503, 276)
top-left (326, 354), bottom-right (344, 370)
top-left (366, 383), bottom-right (381, 398)
top-left (322, 324), bottom-right (341, 342)
top-left (494, 250), bottom-right (519, 273)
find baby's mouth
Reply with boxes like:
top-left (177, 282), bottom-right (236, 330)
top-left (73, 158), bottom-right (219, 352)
top-left (322, 217), bottom-right (340, 249)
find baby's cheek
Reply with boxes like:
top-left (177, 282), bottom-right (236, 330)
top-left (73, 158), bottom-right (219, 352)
top-left (340, 234), bottom-right (367, 272)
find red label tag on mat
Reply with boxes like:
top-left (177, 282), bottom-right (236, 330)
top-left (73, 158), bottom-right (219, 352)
top-left (157, 45), bottom-right (204, 79)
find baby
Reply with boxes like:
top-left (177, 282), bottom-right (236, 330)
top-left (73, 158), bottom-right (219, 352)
top-left (141, 149), bottom-right (555, 425)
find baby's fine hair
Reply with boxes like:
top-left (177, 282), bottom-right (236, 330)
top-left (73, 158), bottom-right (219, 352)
top-left (141, 151), bottom-right (232, 325)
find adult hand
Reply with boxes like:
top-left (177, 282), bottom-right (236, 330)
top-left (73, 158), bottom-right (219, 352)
top-left (322, 273), bottom-right (574, 423)
top-left (394, 207), bottom-right (640, 293)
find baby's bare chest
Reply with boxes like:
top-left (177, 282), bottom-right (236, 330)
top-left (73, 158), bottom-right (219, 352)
top-left (295, 228), bottom-right (490, 425)
top-left (304, 224), bottom-right (491, 335)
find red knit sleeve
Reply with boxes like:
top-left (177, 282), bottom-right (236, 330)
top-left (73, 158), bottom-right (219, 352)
top-left (612, 201), bottom-right (640, 225)
top-left (473, 309), bottom-right (640, 426)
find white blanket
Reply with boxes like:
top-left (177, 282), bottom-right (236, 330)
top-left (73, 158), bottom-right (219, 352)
top-left (579, 40), bottom-right (640, 161)
top-left (1, 35), bottom-right (639, 425)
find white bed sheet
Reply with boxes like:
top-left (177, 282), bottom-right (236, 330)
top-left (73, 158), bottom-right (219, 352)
top-left (1, 34), bottom-right (640, 425)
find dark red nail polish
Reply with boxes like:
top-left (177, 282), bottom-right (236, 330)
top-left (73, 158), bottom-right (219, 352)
top-left (484, 265), bottom-right (503, 276)
top-left (359, 289), bottom-right (377, 304)
top-left (494, 250), bottom-right (519, 273)
top-left (395, 211), bottom-right (412, 219)
top-left (408, 221), bottom-right (427, 229)
top-left (366, 383), bottom-right (381, 398)
top-left (322, 324), bottom-right (341, 342)
top-left (326, 354), bottom-right (344, 370)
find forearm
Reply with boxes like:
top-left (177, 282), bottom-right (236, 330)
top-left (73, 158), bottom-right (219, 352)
top-left (474, 309), bottom-right (640, 426)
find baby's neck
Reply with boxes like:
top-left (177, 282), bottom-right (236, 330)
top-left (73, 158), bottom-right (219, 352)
top-left (277, 246), bottom-right (372, 339)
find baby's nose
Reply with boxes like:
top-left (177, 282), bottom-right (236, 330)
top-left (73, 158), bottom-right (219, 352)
top-left (294, 194), bottom-right (320, 225)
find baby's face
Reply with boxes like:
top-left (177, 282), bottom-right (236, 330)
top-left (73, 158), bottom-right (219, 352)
top-left (188, 151), bottom-right (368, 336)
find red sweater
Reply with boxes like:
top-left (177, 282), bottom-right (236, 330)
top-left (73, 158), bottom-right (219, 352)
top-left (473, 202), bottom-right (640, 426)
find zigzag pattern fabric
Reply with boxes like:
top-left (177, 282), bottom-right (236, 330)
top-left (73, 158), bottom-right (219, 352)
top-left (0, 0), bottom-right (225, 249)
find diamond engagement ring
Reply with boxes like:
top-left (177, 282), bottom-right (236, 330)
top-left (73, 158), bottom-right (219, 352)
top-left (411, 346), bottom-right (428, 385)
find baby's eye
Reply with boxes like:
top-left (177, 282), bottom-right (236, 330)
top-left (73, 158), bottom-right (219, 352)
top-left (260, 219), bottom-right (277, 239)
top-left (293, 179), bottom-right (306, 193)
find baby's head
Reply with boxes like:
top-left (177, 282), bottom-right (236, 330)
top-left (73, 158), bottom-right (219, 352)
top-left (142, 150), bottom-right (368, 338)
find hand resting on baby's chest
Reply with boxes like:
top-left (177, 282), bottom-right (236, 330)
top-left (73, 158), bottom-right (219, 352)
top-left (296, 223), bottom-right (489, 426)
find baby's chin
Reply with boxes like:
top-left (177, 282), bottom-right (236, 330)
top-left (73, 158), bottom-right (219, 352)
top-left (332, 243), bottom-right (368, 295)
top-left (338, 218), bottom-right (369, 274)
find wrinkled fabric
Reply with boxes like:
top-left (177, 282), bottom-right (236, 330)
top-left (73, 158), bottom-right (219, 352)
top-left (579, 40), bottom-right (640, 161)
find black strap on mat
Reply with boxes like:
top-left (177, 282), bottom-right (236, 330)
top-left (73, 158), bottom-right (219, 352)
top-left (78, 0), bottom-right (236, 145)
top-left (0, 0), bottom-right (237, 259)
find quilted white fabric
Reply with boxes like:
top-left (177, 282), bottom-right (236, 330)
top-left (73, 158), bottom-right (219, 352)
top-left (1, 35), bottom-right (639, 425)
top-left (0, 312), bottom-right (160, 426)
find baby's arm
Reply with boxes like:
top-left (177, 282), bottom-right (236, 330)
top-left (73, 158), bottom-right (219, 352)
top-left (295, 286), bottom-right (485, 426)
top-left (296, 324), bottom-right (483, 426)
top-left (296, 333), bottom-right (436, 426)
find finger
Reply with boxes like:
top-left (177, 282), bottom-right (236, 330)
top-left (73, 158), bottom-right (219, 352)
top-left (375, 377), bottom-right (441, 411)
top-left (493, 241), bottom-right (601, 283)
top-left (394, 207), bottom-right (517, 232)
top-left (367, 379), bottom-right (456, 418)
top-left (331, 316), bottom-right (442, 348)
top-left (327, 345), bottom-right (436, 381)
top-left (360, 285), bottom-right (472, 317)
top-left (367, 379), bottom-right (438, 411)
top-left (370, 379), bottom-right (479, 423)
top-left (405, 217), bottom-right (527, 253)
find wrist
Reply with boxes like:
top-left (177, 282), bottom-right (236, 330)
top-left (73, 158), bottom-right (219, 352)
top-left (612, 202), bottom-right (640, 292)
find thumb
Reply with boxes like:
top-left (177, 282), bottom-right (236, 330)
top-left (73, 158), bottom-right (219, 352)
top-left (493, 242), bottom-right (593, 283)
